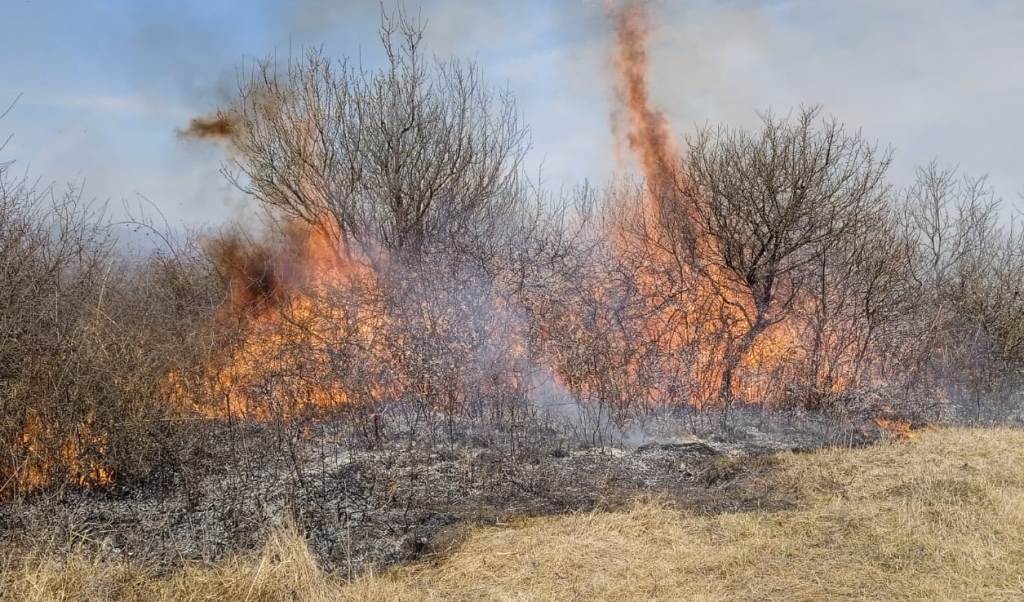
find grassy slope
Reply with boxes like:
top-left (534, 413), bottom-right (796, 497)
top-left (5, 428), bottom-right (1024, 601)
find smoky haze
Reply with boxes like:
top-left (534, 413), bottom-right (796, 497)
top-left (0, 0), bottom-right (1022, 228)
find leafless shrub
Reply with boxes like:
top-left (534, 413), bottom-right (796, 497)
top-left (900, 164), bottom-right (1024, 422)
top-left (0, 173), bottom-right (223, 497)
top-left (221, 10), bottom-right (528, 266)
top-left (6, 7), bottom-right (1024, 515)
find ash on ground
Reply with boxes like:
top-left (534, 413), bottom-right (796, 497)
top-left (0, 408), bottom-right (881, 577)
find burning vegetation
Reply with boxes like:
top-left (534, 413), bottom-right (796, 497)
top-left (1, 3), bottom-right (1023, 576)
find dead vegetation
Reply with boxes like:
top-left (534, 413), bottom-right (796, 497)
top-left (2, 4), bottom-right (1024, 597)
top-left (0, 176), bottom-right (224, 498)
top-left (345, 428), bottom-right (1024, 600)
top-left (0, 412), bottom-right (821, 580)
top-left (4, 427), bottom-right (1024, 601)
top-left (4, 9), bottom-right (1023, 499)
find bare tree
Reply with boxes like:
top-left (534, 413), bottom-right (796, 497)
top-left (798, 203), bottom-right (914, 408)
top-left (222, 11), bottom-right (528, 264)
top-left (681, 108), bottom-right (892, 415)
top-left (901, 164), bottom-right (1024, 421)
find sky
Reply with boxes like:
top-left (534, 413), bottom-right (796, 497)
top-left (1, 0), bottom-right (1022, 228)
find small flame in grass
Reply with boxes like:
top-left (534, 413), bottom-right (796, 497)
top-left (874, 417), bottom-right (919, 441)
top-left (3, 412), bottom-right (112, 499)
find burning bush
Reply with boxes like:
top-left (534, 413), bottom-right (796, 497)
top-left (0, 170), bottom-right (224, 496)
top-left (3, 3), bottom-right (1024, 503)
top-left (171, 6), bottom-right (1024, 441)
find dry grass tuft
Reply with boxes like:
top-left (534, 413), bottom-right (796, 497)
top-left (4, 428), bottom-right (1024, 600)
top-left (0, 523), bottom-right (345, 602)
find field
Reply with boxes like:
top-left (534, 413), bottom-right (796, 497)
top-left (5, 427), bottom-right (1023, 601)
top-left (4, 3), bottom-right (1024, 601)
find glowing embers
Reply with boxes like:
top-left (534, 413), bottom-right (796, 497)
top-left (3, 412), bottom-right (111, 498)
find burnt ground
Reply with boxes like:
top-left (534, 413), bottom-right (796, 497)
top-left (0, 409), bottom-right (882, 577)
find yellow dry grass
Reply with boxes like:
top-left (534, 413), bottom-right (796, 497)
top-left (4, 427), bottom-right (1024, 601)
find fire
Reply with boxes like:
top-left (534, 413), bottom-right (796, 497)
top-left (609, 0), bottom-right (682, 194)
top-left (605, 0), bottom-right (785, 407)
top-left (2, 412), bottom-right (112, 499)
top-left (174, 218), bottom-right (381, 420)
top-left (178, 113), bottom-right (241, 140)
top-left (875, 417), bottom-right (918, 441)
top-left (129, 1), bottom-right (885, 435)
top-left (604, 0), bottom-right (867, 410)
top-left (0, 3), bottom-right (927, 501)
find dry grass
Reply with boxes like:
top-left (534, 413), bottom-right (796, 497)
top-left (5, 427), bottom-right (1024, 601)
top-left (0, 523), bottom-right (345, 602)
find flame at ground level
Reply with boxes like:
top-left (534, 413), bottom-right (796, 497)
top-left (2, 412), bottom-right (111, 499)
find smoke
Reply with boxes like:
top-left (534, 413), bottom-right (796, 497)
top-left (205, 232), bottom-right (283, 315)
top-left (607, 0), bottom-right (680, 190)
top-left (178, 113), bottom-right (240, 141)
top-left (203, 219), bottom-right (343, 319)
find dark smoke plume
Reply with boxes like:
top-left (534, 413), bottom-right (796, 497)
top-left (179, 113), bottom-right (240, 140)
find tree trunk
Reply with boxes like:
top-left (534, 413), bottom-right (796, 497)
top-left (718, 314), bottom-right (768, 429)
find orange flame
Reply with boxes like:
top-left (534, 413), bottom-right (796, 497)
top-left (178, 113), bottom-right (241, 140)
top-left (874, 417), bottom-right (919, 441)
top-left (604, 0), bottom-right (815, 408)
top-left (170, 218), bottom-right (380, 420)
top-left (2, 412), bottom-right (112, 499)
top-left (609, 0), bottom-right (681, 192)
